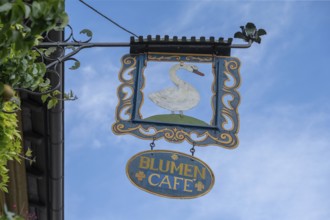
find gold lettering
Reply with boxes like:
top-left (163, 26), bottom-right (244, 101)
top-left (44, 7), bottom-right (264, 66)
top-left (159, 159), bottom-right (170, 173)
top-left (184, 164), bottom-right (193, 177)
top-left (194, 166), bottom-right (206, 180)
top-left (183, 179), bottom-right (193, 192)
top-left (170, 162), bottom-right (183, 175)
top-left (150, 158), bottom-right (158, 171)
top-left (148, 173), bottom-right (160, 186)
top-left (159, 175), bottom-right (172, 189)
top-left (139, 156), bottom-right (150, 169)
top-left (173, 176), bottom-right (183, 190)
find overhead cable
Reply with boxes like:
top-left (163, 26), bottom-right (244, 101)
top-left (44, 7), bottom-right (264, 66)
top-left (79, 0), bottom-right (139, 38)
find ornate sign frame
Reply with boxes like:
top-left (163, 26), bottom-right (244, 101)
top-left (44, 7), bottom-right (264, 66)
top-left (112, 53), bottom-right (241, 148)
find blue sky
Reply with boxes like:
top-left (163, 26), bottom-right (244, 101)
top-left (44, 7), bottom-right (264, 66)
top-left (64, 1), bottom-right (330, 219)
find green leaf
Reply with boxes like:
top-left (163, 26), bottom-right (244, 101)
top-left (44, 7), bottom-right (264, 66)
top-left (60, 13), bottom-right (69, 27)
top-left (80, 29), bottom-right (93, 38)
top-left (63, 93), bottom-right (69, 99)
top-left (234, 32), bottom-right (246, 40)
top-left (245, 22), bottom-right (257, 36)
top-left (52, 90), bottom-right (61, 96)
top-left (24, 4), bottom-right (31, 19)
top-left (1, 186), bottom-right (8, 193)
top-left (0, 3), bottom-right (12, 13)
top-left (30, 156), bottom-right (36, 166)
top-left (31, 2), bottom-right (42, 18)
top-left (69, 60), bottom-right (80, 70)
top-left (257, 29), bottom-right (267, 36)
top-left (44, 47), bottom-right (57, 57)
top-left (25, 148), bottom-right (32, 157)
top-left (41, 94), bottom-right (50, 103)
top-left (39, 78), bottom-right (50, 87)
top-left (10, 2), bottom-right (25, 24)
top-left (47, 98), bottom-right (58, 109)
top-left (246, 22), bottom-right (256, 29)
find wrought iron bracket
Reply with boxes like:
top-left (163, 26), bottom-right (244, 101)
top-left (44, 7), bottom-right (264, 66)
top-left (37, 41), bottom-right (131, 69)
top-left (36, 22), bottom-right (265, 70)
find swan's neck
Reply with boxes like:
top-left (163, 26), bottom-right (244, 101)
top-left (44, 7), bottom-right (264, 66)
top-left (169, 64), bottom-right (185, 86)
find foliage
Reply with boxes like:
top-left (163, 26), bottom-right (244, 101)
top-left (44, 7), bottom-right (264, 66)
top-left (0, 0), bottom-right (68, 192)
top-left (0, 103), bottom-right (19, 192)
top-left (0, 0), bottom-right (68, 59)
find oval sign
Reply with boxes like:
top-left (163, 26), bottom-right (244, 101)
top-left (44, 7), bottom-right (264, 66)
top-left (126, 150), bottom-right (215, 199)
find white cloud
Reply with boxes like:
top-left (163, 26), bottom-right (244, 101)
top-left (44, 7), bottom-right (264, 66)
top-left (65, 59), bottom-right (121, 150)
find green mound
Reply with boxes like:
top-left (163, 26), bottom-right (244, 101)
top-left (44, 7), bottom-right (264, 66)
top-left (144, 114), bottom-right (209, 126)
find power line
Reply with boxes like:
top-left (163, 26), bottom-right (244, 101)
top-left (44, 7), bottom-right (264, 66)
top-left (79, 0), bottom-right (139, 38)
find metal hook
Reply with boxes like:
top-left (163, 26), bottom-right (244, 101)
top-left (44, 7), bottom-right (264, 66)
top-left (150, 137), bottom-right (156, 150)
top-left (190, 142), bottom-right (196, 157)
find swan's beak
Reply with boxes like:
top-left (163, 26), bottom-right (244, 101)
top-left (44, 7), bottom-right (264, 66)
top-left (193, 69), bottom-right (205, 76)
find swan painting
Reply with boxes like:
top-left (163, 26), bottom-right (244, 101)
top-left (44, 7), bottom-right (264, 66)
top-left (148, 62), bottom-right (205, 115)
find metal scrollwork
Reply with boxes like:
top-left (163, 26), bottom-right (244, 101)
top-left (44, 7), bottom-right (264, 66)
top-left (37, 24), bottom-right (130, 71)
top-left (36, 24), bottom-right (94, 70)
top-left (44, 24), bottom-right (93, 44)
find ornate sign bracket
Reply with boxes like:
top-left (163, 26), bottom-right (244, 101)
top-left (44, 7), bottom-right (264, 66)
top-left (37, 22), bottom-right (265, 70)
top-left (34, 23), bottom-right (265, 148)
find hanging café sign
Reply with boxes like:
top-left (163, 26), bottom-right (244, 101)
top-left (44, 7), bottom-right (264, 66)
top-left (35, 1), bottom-right (266, 200)
top-left (112, 23), bottom-right (266, 198)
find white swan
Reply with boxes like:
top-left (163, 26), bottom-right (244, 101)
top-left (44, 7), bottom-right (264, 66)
top-left (148, 62), bottom-right (204, 114)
